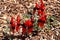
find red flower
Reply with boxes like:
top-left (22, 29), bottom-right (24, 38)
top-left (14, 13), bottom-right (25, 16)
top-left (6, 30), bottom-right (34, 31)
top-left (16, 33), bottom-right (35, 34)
top-left (22, 27), bottom-right (33, 34)
top-left (10, 17), bottom-right (15, 33)
top-left (16, 15), bottom-right (20, 32)
top-left (39, 0), bottom-right (45, 11)
top-left (35, 3), bottom-right (39, 8)
top-left (17, 15), bottom-right (20, 26)
top-left (33, 3), bottom-right (39, 14)
top-left (38, 10), bottom-right (44, 15)
top-left (39, 4), bottom-right (45, 11)
top-left (33, 0), bottom-right (45, 15)
top-left (22, 27), bottom-right (26, 34)
top-left (24, 20), bottom-right (33, 27)
top-left (28, 28), bottom-right (33, 33)
top-left (40, 0), bottom-right (43, 4)
top-left (22, 20), bottom-right (33, 34)
top-left (38, 22), bottom-right (44, 28)
top-left (10, 17), bottom-right (15, 27)
top-left (10, 16), bottom-right (14, 24)
top-left (16, 26), bottom-right (20, 32)
top-left (38, 15), bottom-right (46, 28)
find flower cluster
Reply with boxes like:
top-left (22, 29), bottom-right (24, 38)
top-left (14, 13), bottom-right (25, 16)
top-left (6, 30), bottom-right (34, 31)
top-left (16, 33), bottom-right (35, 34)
top-left (10, 0), bottom-right (47, 35)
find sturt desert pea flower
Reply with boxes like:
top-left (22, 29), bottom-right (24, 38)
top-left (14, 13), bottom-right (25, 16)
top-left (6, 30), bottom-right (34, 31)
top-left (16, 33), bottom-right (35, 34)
top-left (17, 15), bottom-right (20, 26)
top-left (38, 0), bottom-right (45, 16)
top-left (35, 3), bottom-right (39, 9)
top-left (16, 15), bottom-right (20, 32)
top-left (22, 25), bottom-right (26, 34)
top-left (33, 3), bottom-right (39, 14)
top-left (33, 0), bottom-right (45, 15)
top-left (39, 0), bottom-right (45, 11)
top-left (22, 19), bottom-right (33, 34)
top-left (38, 10), bottom-right (45, 16)
top-left (38, 15), bottom-right (46, 28)
top-left (10, 16), bottom-right (15, 33)
top-left (40, 0), bottom-right (44, 5)
top-left (24, 20), bottom-right (33, 28)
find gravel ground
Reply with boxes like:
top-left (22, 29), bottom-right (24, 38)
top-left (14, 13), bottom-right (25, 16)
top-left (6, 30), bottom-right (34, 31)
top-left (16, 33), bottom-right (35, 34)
top-left (0, 0), bottom-right (60, 40)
